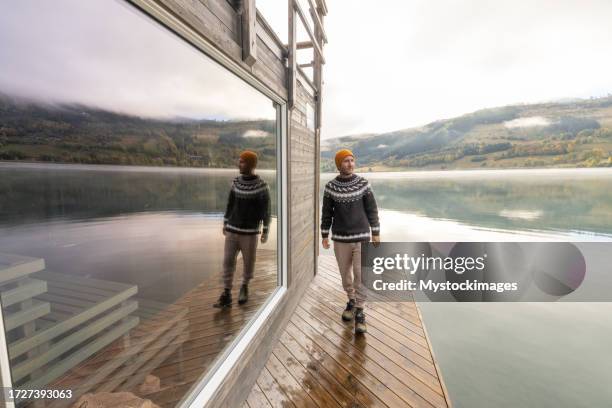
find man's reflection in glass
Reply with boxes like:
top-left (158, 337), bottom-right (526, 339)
top-left (214, 150), bottom-right (271, 308)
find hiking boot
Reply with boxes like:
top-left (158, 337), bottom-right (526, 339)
top-left (213, 289), bottom-right (232, 308)
top-left (341, 299), bottom-right (356, 321)
top-left (238, 284), bottom-right (249, 304)
top-left (355, 308), bottom-right (367, 334)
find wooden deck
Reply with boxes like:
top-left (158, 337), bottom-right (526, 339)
top-left (140, 249), bottom-right (278, 407)
top-left (244, 255), bottom-right (452, 408)
top-left (21, 249), bottom-right (278, 408)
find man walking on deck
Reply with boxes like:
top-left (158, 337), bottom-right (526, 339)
top-left (214, 150), bottom-right (270, 308)
top-left (321, 149), bottom-right (380, 334)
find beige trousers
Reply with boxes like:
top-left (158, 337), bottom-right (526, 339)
top-left (333, 241), bottom-right (366, 308)
top-left (223, 231), bottom-right (258, 290)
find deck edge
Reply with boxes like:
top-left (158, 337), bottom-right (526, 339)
top-left (414, 302), bottom-right (454, 408)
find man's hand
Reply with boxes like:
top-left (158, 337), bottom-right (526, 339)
top-left (261, 233), bottom-right (268, 244)
top-left (372, 235), bottom-right (380, 248)
top-left (322, 238), bottom-right (330, 249)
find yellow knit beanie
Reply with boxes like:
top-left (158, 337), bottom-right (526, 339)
top-left (239, 150), bottom-right (258, 169)
top-left (334, 149), bottom-right (354, 170)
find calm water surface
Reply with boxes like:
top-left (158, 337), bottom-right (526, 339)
top-left (2, 163), bottom-right (611, 406)
top-left (0, 162), bottom-right (277, 302)
top-left (322, 168), bottom-right (612, 408)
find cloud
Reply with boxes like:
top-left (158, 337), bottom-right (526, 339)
top-left (258, 0), bottom-right (612, 138)
top-left (243, 130), bottom-right (271, 138)
top-left (4, 0), bottom-right (611, 138)
top-left (0, 0), bottom-right (276, 121)
top-left (504, 116), bottom-right (551, 128)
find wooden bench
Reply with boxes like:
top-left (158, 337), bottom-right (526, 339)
top-left (1, 254), bottom-right (192, 407)
top-left (47, 298), bottom-right (189, 407)
top-left (0, 254), bottom-right (140, 402)
top-left (17, 270), bottom-right (139, 390)
top-left (0, 253), bottom-right (51, 346)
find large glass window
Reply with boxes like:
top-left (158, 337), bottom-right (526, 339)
top-left (0, 1), bottom-right (280, 406)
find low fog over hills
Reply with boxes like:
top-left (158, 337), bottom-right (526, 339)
top-left (0, 93), bottom-right (276, 168)
top-left (322, 96), bottom-right (612, 171)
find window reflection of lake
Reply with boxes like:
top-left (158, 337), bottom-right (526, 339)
top-left (1, 0), bottom-right (283, 403)
top-left (0, 163), bottom-right (278, 303)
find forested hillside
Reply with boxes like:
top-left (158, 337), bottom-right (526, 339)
top-left (0, 93), bottom-right (276, 168)
top-left (322, 96), bottom-right (612, 171)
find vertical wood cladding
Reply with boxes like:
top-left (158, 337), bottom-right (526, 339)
top-left (148, 1), bottom-right (317, 406)
top-left (290, 81), bottom-right (316, 288)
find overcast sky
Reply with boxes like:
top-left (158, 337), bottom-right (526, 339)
top-left (258, 0), bottom-right (612, 138)
top-left (0, 0), bottom-right (276, 121)
top-left (2, 1), bottom-right (612, 138)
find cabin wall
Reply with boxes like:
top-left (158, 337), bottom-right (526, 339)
top-left (145, 0), bottom-right (317, 406)
top-left (155, 0), bottom-right (287, 100)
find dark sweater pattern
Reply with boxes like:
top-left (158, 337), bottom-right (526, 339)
top-left (224, 174), bottom-right (271, 235)
top-left (321, 173), bottom-right (380, 242)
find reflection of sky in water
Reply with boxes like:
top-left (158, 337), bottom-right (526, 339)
top-left (373, 205), bottom-right (612, 407)
top-left (0, 212), bottom-right (278, 303)
top-left (376, 210), bottom-right (612, 242)
top-left (320, 168), bottom-right (612, 407)
top-left (420, 302), bottom-right (612, 408)
top-left (322, 168), bottom-right (612, 237)
top-left (0, 163), bottom-right (278, 227)
top-left (498, 209), bottom-right (543, 220)
top-left (0, 163), bottom-right (279, 303)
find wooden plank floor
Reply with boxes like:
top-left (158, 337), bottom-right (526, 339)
top-left (43, 249), bottom-right (278, 408)
top-left (142, 249), bottom-right (278, 407)
top-left (244, 255), bottom-right (452, 408)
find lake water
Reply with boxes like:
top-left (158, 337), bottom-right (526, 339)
top-left (0, 162), bottom-right (280, 402)
top-left (321, 168), bottom-right (612, 408)
top-left (2, 163), bottom-right (611, 406)
top-left (0, 162), bottom-right (278, 303)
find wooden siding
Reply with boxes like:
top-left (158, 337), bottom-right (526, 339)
top-left (290, 76), bottom-right (316, 289)
top-left (217, 75), bottom-right (317, 408)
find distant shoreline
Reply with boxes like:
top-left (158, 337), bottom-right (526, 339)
top-left (4, 160), bottom-right (611, 179)
top-left (322, 166), bottom-right (612, 179)
top-left (0, 160), bottom-right (277, 174)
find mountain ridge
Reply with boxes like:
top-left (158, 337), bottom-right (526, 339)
top-left (0, 93), bottom-right (276, 168)
top-left (322, 96), bottom-right (612, 171)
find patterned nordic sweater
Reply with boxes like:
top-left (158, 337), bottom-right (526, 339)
top-left (224, 174), bottom-right (271, 235)
top-left (321, 173), bottom-right (380, 242)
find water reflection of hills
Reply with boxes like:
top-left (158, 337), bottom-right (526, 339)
top-left (321, 174), bottom-right (612, 235)
top-left (0, 163), bottom-right (277, 226)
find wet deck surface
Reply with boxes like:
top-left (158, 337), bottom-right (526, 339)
top-left (140, 250), bottom-right (277, 407)
top-left (244, 255), bottom-right (451, 408)
top-left (45, 250), bottom-right (277, 408)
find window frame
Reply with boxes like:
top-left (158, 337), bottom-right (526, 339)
top-left (178, 94), bottom-right (289, 408)
top-left (124, 1), bottom-right (290, 406)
